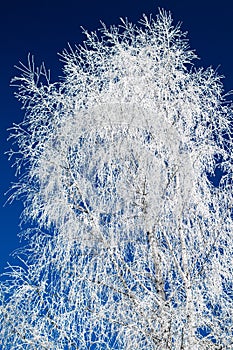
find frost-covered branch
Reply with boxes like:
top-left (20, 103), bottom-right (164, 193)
top-left (0, 9), bottom-right (232, 349)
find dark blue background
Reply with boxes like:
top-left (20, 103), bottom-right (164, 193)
top-left (0, 0), bottom-right (233, 273)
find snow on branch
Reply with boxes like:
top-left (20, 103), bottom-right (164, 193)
top-left (0, 10), bottom-right (232, 349)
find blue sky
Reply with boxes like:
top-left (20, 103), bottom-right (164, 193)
top-left (0, 0), bottom-right (233, 273)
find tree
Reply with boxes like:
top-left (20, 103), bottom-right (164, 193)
top-left (0, 10), bottom-right (232, 349)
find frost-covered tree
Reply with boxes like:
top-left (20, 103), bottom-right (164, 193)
top-left (0, 10), bottom-right (232, 349)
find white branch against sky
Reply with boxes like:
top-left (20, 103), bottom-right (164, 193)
top-left (0, 10), bottom-right (232, 349)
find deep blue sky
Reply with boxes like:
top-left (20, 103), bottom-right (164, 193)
top-left (0, 0), bottom-right (233, 273)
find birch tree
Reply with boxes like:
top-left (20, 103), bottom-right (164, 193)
top-left (0, 10), bottom-right (232, 349)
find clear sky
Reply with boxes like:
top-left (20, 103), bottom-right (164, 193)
top-left (0, 0), bottom-right (233, 273)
